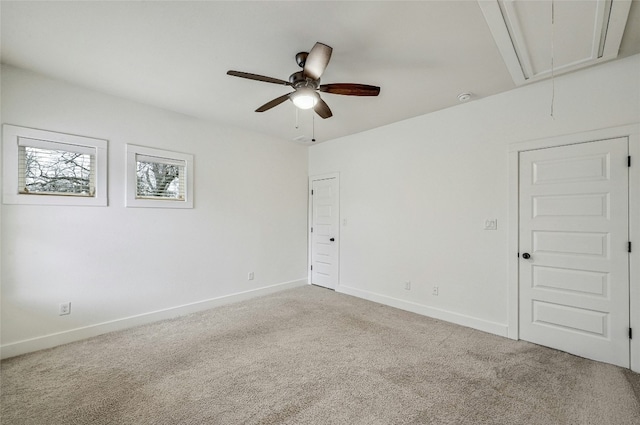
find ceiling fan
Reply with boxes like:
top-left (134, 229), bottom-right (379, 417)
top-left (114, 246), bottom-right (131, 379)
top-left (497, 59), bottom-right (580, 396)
top-left (227, 42), bottom-right (380, 119)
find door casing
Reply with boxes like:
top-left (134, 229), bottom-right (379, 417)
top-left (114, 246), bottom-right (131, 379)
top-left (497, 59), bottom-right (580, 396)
top-left (508, 124), bottom-right (640, 372)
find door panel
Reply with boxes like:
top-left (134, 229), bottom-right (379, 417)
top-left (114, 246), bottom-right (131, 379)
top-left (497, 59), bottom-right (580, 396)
top-left (532, 301), bottom-right (608, 336)
top-left (519, 137), bottom-right (629, 367)
top-left (311, 177), bottom-right (338, 289)
top-left (533, 193), bottom-right (608, 218)
top-left (533, 153), bottom-right (609, 184)
top-left (532, 231), bottom-right (608, 256)
top-left (532, 266), bottom-right (607, 296)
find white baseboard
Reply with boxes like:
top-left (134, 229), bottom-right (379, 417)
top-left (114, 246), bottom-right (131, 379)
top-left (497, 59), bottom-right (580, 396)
top-left (337, 284), bottom-right (509, 338)
top-left (1, 279), bottom-right (307, 359)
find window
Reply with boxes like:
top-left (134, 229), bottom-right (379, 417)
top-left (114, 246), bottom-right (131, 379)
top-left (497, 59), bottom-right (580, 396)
top-left (135, 154), bottom-right (185, 200)
top-left (18, 139), bottom-right (96, 196)
top-left (2, 125), bottom-right (108, 206)
top-left (126, 144), bottom-right (193, 208)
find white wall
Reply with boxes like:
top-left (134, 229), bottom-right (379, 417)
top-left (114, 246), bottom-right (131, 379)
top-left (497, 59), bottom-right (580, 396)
top-left (3, 53), bottom-right (639, 358)
top-left (0, 65), bottom-right (309, 357)
top-left (309, 54), bottom-right (640, 335)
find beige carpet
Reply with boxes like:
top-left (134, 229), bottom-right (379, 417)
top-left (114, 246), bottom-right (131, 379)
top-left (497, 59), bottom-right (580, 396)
top-left (2, 285), bottom-right (640, 424)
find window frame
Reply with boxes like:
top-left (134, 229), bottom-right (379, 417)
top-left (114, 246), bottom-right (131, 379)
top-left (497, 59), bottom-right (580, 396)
top-left (125, 144), bottom-right (194, 209)
top-left (2, 124), bottom-right (108, 206)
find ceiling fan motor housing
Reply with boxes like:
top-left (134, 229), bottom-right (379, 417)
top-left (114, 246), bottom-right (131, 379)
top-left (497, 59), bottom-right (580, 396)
top-left (289, 71), bottom-right (319, 90)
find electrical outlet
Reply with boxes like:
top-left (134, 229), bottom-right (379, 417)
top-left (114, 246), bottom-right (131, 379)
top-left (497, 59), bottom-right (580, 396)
top-left (404, 281), bottom-right (411, 290)
top-left (432, 286), bottom-right (439, 296)
top-left (59, 302), bottom-right (71, 316)
top-left (248, 272), bottom-right (254, 280)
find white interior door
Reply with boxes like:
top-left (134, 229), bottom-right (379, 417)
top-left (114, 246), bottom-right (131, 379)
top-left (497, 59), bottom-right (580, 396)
top-left (519, 137), bottom-right (630, 367)
top-left (310, 177), bottom-right (339, 289)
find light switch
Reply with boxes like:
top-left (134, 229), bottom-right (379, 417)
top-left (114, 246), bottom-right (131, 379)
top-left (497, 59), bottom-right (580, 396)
top-left (484, 219), bottom-right (497, 230)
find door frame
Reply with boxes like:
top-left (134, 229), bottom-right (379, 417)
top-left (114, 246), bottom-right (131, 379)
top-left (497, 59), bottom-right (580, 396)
top-left (507, 123), bottom-right (640, 371)
top-left (308, 172), bottom-right (340, 289)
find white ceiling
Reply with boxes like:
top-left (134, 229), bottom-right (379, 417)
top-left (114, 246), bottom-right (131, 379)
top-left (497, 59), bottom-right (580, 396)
top-left (2, 1), bottom-right (639, 144)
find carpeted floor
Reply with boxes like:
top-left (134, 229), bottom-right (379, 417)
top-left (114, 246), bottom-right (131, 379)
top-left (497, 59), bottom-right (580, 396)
top-left (2, 285), bottom-right (640, 424)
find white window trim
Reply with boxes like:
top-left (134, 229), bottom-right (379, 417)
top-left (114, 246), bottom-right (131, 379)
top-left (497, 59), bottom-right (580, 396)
top-left (2, 124), bottom-right (108, 206)
top-left (125, 144), bottom-right (194, 209)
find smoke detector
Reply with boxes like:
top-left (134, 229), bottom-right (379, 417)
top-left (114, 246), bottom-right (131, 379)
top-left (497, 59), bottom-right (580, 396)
top-left (457, 92), bottom-right (472, 102)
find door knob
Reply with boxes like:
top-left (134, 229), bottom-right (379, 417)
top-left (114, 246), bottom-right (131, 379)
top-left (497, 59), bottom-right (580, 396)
top-left (522, 253), bottom-right (531, 259)
top-left (330, 238), bottom-right (335, 242)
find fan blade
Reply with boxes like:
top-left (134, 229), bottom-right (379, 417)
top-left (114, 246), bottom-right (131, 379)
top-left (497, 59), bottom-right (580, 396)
top-left (256, 93), bottom-right (292, 112)
top-left (303, 42), bottom-right (332, 80)
top-left (313, 97), bottom-right (333, 119)
top-left (227, 70), bottom-right (291, 86)
top-left (320, 83), bottom-right (380, 96)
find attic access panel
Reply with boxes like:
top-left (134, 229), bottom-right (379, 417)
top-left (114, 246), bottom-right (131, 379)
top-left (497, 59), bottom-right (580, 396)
top-left (479, 0), bottom-right (632, 85)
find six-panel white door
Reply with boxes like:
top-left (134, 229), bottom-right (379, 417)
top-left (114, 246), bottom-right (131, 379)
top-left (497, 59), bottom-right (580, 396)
top-left (311, 177), bottom-right (339, 289)
top-left (519, 137), bottom-right (630, 367)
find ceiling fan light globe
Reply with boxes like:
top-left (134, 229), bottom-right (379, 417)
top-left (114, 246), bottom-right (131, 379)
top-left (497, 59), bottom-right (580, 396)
top-left (291, 89), bottom-right (318, 110)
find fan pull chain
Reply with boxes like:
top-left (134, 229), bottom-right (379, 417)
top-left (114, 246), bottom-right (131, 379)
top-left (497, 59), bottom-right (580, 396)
top-left (550, 0), bottom-right (556, 119)
top-left (295, 107), bottom-right (299, 129)
top-left (312, 113), bottom-right (316, 142)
